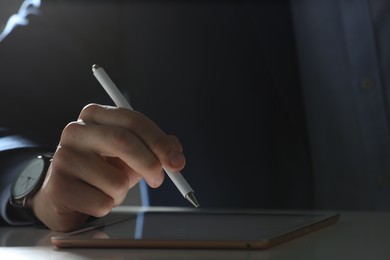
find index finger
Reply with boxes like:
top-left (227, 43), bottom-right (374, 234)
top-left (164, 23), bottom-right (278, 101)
top-left (78, 104), bottom-right (186, 171)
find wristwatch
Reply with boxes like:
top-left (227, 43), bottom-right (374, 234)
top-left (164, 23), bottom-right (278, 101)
top-left (10, 155), bottom-right (52, 208)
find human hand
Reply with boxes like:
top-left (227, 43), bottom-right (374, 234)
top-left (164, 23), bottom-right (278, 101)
top-left (30, 104), bottom-right (185, 231)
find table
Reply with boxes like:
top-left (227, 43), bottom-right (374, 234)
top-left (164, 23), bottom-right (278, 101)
top-left (0, 207), bottom-right (389, 259)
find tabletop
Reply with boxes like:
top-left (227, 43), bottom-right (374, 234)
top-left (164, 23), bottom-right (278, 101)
top-left (0, 206), bottom-right (389, 260)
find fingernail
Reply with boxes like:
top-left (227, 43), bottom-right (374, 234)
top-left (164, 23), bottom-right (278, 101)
top-left (153, 171), bottom-right (164, 187)
top-left (170, 151), bottom-right (184, 167)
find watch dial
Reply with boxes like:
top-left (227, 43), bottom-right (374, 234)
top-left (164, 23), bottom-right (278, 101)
top-left (12, 158), bottom-right (45, 198)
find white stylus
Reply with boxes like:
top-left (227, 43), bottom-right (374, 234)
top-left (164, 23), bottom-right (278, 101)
top-left (92, 64), bottom-right (199, 207)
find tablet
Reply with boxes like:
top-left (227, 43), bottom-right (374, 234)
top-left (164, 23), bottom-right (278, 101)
top-left (51, 207), bottom-right (340, 250)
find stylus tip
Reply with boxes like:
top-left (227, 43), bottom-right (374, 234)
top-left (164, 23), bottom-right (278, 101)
top-left (185, 192), bottom-right (200, 208)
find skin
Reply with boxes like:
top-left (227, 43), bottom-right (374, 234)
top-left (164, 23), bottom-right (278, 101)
top-left (29, 104), bottom-right (186, 232)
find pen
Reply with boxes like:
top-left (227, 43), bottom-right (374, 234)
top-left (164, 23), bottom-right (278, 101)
top-left (92, 64), bottom-right (199, 208)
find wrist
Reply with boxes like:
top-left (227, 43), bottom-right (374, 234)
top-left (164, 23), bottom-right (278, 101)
top-left (9, 154), bottom-right (53, 226)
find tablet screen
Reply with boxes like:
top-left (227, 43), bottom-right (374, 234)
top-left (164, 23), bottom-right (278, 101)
top-left (95, 211), bottom-right (329, 241)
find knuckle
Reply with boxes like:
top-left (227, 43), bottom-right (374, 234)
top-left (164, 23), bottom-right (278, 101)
top-left (120, 109), bottom-right (141, 128)
top-left (60, 121), bottom-right (85, 143)
top-left (79, 103), bottom-right (101, 119)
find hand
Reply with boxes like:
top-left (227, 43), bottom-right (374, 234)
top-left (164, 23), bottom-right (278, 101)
top-left (30, 104), bottom-right (186, 231)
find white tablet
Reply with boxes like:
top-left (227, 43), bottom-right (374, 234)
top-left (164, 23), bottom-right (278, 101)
top-left (51, 207), bottom-right (340, 250)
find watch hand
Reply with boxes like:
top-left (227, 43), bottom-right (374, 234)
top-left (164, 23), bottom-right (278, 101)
top-left (24, 177), bottom-right (31, 191)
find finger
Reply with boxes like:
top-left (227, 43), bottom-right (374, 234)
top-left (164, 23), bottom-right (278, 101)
top-left (78, 104), bottom-right (186, 171)
top-left (105, 156), bottom-right (149, 189)
top-left (60, 120), bottom-right (165, 187)
top-left (53, 146), bottom-right (131, 205)
top-left (44, 173), bottom-right (115, 218)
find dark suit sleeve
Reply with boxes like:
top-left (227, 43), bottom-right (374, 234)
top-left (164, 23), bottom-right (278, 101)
top-left (0, 130), bottom-right (51, 226)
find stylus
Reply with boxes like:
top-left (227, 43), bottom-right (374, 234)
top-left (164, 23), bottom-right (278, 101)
top-left (92, 64), bottom-right (199, 208)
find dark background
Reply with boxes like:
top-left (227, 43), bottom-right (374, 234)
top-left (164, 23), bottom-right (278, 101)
top-left (0, 0), bottom-right (310, 209)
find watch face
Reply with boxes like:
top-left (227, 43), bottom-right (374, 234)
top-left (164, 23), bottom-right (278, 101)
top-left (11, 158), bottom-right (45, 198)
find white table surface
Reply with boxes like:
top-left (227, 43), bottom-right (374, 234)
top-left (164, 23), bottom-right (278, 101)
top-left (0, 206), bottom-right (389, 260)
